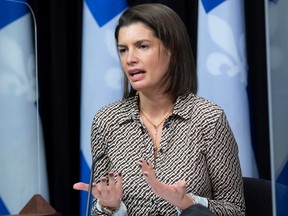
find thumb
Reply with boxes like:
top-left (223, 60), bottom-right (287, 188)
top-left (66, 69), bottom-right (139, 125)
top-left (175, 180), bottom-right (186, 191)
top-left (73, 182), bottom-right (89, 191)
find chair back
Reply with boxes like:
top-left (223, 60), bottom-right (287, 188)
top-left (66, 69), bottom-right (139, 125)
top-left (243, 177), bottom-right (272, 216)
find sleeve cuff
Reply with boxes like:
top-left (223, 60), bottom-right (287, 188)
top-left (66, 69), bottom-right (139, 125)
top-left (93, 200), bottom-right (128, 216)
top-left (193, 194), bottom-right (208, 207)
top-left (176, 193), bottom-right (208, 215)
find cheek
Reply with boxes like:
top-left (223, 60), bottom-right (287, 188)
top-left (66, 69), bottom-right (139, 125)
top-left (151, 51), bottom-right (170, 70)
top-left (146, 55), bottom-right (161, 69)
top-left (157, 57), bottom-right (170, 74)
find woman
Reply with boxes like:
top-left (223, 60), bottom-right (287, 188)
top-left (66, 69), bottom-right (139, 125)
top-left (74, 3), bottom-right (245, 215)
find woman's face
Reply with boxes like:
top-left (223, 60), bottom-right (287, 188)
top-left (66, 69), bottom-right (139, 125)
top-left (117, 22), bottom-right (171, 94)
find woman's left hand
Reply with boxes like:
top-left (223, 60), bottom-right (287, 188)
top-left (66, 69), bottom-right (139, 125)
top-left (139, 158), bottom-right (194, 210)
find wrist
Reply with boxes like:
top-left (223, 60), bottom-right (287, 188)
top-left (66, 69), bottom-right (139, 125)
top-left (177, 193), bottom-right (196, 210)
top-left (99, 201), bottom-right (121, 215)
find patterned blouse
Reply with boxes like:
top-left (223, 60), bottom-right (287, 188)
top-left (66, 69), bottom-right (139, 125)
top-left (91, 93), bottom-right (245, 215)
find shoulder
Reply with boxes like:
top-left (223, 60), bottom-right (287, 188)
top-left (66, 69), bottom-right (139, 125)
top-left (177, 93), bottom-right (224, 119)
top-left (192, 94), bottom-right (224, 117)
top-left (190, 95), bottom-right (232, 138)
top-left (177, 93), bottom-right (227, 130)
top-left (92, 97), bottom-right (137, 127)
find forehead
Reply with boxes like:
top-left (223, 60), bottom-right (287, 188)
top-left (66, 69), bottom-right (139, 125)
top-left (118, 22), bottom-right (156, 44)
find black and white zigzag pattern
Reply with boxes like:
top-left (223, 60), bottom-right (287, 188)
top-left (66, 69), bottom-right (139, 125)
top-left (91, 93), bottom-right (245, 216)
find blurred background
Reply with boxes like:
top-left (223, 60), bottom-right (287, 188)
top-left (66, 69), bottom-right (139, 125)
top-left (1, 0), bottom-right (287, 215)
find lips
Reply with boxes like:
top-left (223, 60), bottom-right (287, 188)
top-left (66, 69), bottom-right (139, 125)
top-left (128, 68), bottom-right (146, 81)
top-left (131, 70), bottom-right (144, 77)
top-left (128, 69), bottom-right (145, 77)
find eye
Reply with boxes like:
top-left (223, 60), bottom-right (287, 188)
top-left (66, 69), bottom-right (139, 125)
top-left (139, 44), bottom-right (148, 49)
top-left (118, 47), bottom-right (127, 55)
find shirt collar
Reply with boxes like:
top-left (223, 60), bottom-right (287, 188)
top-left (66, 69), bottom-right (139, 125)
top-left (172, 93), bottom-right (195, 120)
top-left (118, 95), bottom-right (140, 125)
top-left (118, 93), bottom-right (195, 125)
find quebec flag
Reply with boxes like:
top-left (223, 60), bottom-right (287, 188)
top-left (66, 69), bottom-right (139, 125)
top-left (80, 0), bottom-right (127, 215)
top-left (0, 0), bottom-right (49, 214)
top-left (197, 0), bottom-right (258, 177)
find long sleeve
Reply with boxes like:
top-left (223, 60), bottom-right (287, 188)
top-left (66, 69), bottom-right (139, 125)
top-left (206, 111), bottom-right (245, 215)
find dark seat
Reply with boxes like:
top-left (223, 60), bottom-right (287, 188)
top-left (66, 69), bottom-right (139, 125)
top-left (243, 177), bottom-right (272, 216)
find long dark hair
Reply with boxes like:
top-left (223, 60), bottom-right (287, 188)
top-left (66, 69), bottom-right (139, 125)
top-left (115, 3), bottom-right (197, 99)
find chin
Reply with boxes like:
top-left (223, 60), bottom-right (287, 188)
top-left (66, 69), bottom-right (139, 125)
top-left (130, 84), bottom-right (144, 91)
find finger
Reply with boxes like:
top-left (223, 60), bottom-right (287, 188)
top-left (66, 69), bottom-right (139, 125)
top-left (108, 172), bottom-right (116, 190)
top-left (139, 159), bottom-right (150, 169)
top-left (100, 176), bottom-right (107, 186)
top-left (143, 171), bottom-right (149, 177)
top-left (174, 180), bottom-right (187, 193)
top-left (139, 158), bottom-right (145, 166)
top-left (146, 161), bottom-right (153, 170)
top-left (73, 182), bottom-right (89, 191)
top-left (99, 176), bottom-right (108, 193)
top-left (138, 160), bottom-right (145, 171)
top-left (116, 172), bottom-right (123, 191)
top-left (176, 179), bottom-right (186, 187)
top-left (91, 183), bottom-right (101, 198)
top-left (118, 172), bottom-right (123, 182)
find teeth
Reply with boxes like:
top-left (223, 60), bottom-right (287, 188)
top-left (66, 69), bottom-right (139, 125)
top-left (131, 71), bottom-right (141, 76)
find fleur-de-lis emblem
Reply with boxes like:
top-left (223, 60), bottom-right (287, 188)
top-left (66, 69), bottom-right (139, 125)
top-left (0, 35), bottom-right (36, 102)
top-left (206, 14), bottom-right (247, 85)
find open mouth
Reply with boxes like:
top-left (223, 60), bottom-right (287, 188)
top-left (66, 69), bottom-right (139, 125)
top-left (130, 70), bottom-right (145, 77)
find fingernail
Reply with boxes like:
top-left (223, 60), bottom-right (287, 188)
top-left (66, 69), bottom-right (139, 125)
top-left (101, 178), bottom-right (106, 182)
top-left (144, 173), bottom-right (148, 177)
top-left (139, 164), bottom-right (142, 168)
top-left (118, 172), bottom-right (122, 177)
top-left (109, 172), bottom-right (114, 177)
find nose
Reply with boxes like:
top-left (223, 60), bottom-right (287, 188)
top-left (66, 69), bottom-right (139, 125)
top-left (126, 50), bottom-right (138, 65)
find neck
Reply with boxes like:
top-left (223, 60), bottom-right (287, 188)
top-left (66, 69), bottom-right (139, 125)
top-left (139, 92), bottom-right (174, 159)
top-left (139, 92), bottom-right (174, 116)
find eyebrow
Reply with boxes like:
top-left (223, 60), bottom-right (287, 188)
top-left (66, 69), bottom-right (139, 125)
top-left (117, 39), bottom-right (151, 48)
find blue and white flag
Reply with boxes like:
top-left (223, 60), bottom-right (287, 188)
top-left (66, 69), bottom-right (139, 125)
top-left (80, 0), bottom-right (127, 214)
top-left (197, 0), bottom-right (258, 177)
top-left (0, 0), bottom-right (49, 214)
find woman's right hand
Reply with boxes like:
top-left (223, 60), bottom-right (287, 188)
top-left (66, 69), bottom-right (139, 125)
top-left (73, 172), bottom-right (123, 209)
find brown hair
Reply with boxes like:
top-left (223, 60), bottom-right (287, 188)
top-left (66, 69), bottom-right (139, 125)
top-left (115, 3), bottom-right (197, 99)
